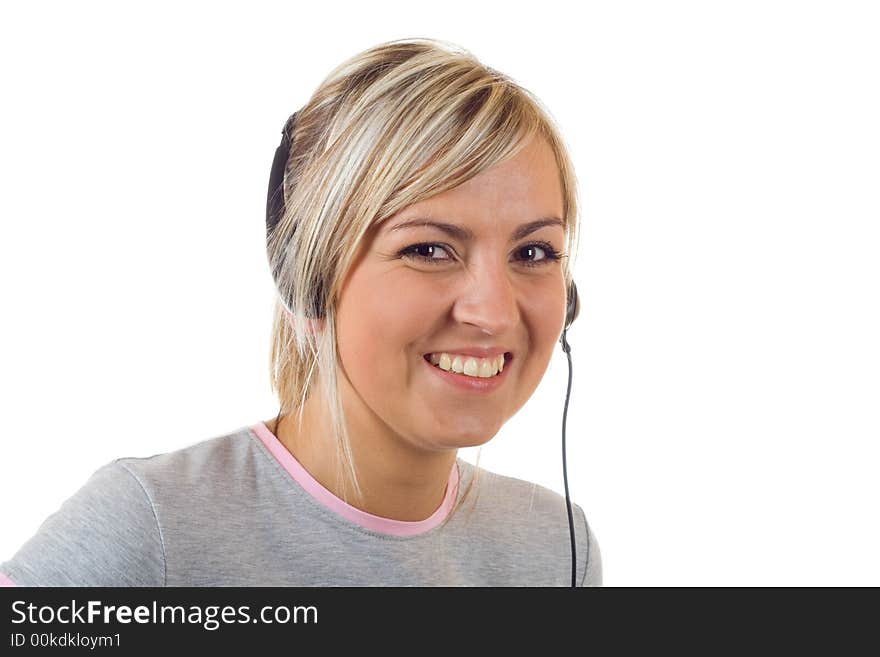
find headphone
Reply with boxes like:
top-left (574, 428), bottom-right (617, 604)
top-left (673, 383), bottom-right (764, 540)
top-left (266, 111), bottom-right (582, 587)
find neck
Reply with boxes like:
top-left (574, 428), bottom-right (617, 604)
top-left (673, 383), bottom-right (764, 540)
top-left (265, 389), bottom-right (458, 522)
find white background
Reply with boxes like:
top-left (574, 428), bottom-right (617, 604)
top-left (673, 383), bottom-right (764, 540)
top-left (1, 1), bottom-right (878, 586)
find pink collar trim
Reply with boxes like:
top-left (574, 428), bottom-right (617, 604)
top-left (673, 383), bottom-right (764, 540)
top-left (249, 421), bottom-right (459, 537)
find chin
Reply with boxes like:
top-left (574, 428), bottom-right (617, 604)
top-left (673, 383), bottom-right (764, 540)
top-left (409, 425), bottom-right (494, 452)
top-left (442, 425), bottom-right (501, 449)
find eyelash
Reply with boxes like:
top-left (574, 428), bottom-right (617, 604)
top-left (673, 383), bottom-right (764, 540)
top-left (398, 241), bottom-right (564, 268)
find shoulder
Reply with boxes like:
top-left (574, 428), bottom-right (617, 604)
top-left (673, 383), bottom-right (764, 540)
top-left (0, 460), bottom-right (164, 586)
top-left (114, 425), bottom-right (260, 492)
top-left (456, 459), bottom-right (602, 586)
top-left (105, 425), bottom-right (271, 537)
top-left (0, 424), bottom-right (261, 587)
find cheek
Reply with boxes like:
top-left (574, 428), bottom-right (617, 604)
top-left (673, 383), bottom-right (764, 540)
top-left (518, 284), bottom-right (568, 381)
top-left (525, 282), bottom-right (568, 336)
top-left (336, 273), bottom-right (429, 381)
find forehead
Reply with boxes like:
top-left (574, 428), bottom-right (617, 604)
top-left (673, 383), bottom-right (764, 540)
top-left (381, 136), bottom-right (565, 238)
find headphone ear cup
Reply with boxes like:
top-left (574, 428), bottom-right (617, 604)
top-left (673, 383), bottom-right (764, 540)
top-left (266, 112), bottom-right (299, 238)
top-left (565, 280), bottom-right (580, 330)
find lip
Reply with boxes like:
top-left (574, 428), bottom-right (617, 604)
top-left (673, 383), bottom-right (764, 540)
top-left (422, 352), bottom-right (512, 394)
top-left (424, 347), bottom-right (512, 359)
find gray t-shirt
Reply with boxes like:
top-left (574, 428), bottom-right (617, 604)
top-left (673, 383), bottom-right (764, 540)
top-left (1, 422), bottom-right (601, 586)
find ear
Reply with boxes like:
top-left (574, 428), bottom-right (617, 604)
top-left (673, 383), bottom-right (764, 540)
top-left (284, 308), bottom-right (325, 334)
top-left (305, 318), bottom-right (326, 334)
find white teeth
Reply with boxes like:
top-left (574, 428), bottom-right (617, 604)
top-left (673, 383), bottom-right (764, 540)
top-left (427, 352), bottom-right (505, 378)
top-left (463, 357), bottom-right (480, 376)
top-left (478, 359), bottom-right (496, 377)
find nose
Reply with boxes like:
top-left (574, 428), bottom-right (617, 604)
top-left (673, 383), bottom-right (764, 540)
top-left (452, 260), bottom-right (519, 336)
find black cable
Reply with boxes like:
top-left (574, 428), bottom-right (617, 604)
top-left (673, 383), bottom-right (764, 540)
top-left (560, 329), bottom-right (577, 587)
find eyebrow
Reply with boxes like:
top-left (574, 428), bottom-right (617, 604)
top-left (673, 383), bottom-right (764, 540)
top-left (387, 217), bottom-right (565, 242)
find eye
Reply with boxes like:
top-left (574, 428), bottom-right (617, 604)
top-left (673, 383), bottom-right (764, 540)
top-left (515, 241), bottom-right (563, 268)
top-left (398, 241), bottom-right (564, 267)
top-left (399, 243), bottom-right (455, 264)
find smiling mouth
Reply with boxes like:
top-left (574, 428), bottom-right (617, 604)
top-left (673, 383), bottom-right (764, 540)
top-left (422, 352), bottom-right (513, 377)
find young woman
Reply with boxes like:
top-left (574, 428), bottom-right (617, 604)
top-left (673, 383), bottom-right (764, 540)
top-left (1, 38), bottom-right (601, 587)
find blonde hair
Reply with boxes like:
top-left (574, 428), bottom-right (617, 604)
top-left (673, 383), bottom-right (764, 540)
top-left (267, 37), bottom-right (581, 521)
